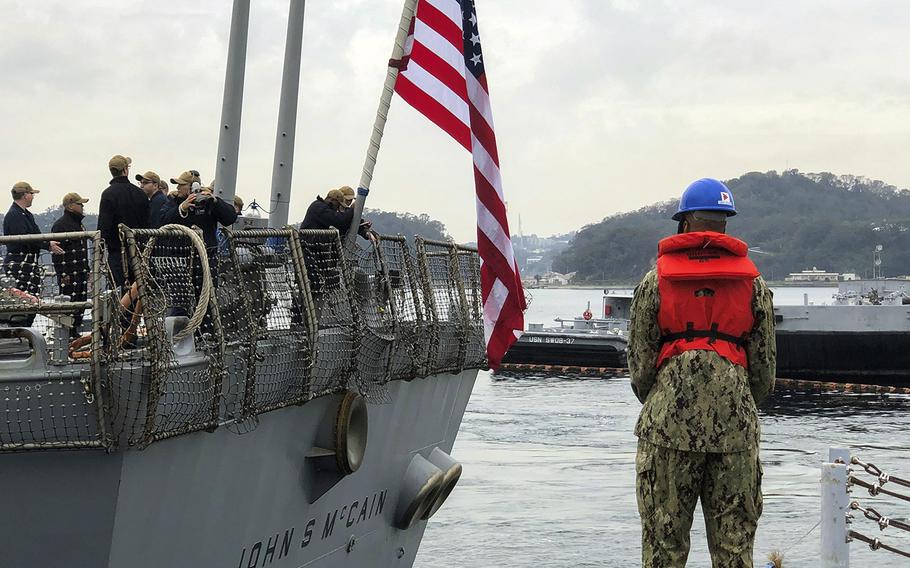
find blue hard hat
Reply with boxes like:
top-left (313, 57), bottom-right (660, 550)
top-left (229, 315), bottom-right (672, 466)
top-left (672, 178), bottom-right (737, 221)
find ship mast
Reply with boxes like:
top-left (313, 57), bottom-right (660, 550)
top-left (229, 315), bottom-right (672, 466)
top-left (346, 0), bottom-right (420, 246)
top-left (268, 0), bottom-right (307, 228)
top-left (214, 0), bottom-right (251, 203)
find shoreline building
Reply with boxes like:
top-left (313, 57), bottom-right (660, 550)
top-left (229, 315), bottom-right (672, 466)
top-left (785, 267), bottom-right (841, 282)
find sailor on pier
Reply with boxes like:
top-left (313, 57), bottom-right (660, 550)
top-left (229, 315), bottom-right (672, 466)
top-left (628, 178), bottom-right (777, 567)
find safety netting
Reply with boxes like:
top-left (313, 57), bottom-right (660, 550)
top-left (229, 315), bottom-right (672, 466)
top-left (0, 227), bottom-right (485, 452)
top-left (0, 232), bottom-right (106, 450)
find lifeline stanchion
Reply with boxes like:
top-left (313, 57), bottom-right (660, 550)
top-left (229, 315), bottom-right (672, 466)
top-left (821, 447), bottom-right (851, 568)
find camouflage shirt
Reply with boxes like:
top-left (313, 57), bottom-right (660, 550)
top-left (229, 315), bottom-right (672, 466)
top-left (628, 269), bottom-right (776, 453)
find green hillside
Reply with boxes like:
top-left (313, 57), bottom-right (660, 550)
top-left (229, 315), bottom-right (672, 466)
top-left (553, 170), bottom-right (910, 283)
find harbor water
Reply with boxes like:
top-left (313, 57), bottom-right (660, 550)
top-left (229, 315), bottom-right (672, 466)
top-left (418, 288), bottom-right (910, 567)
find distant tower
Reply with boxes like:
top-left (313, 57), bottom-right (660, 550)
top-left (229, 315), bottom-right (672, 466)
top-left (518, 214), bottom-right (524, 248)
top-left (873, 244), bottom-right (883, 279)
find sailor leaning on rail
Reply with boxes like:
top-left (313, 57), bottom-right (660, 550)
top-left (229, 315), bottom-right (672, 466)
top-left (300, 186), bottom-right (375, 241)
top-left (2, 181), bottom-right (65, 327)
top-left (628, 178), bottom-right (776, 568)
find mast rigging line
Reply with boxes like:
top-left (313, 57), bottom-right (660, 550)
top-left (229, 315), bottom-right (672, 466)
top-left (346, 0), bottom-right (420, 247)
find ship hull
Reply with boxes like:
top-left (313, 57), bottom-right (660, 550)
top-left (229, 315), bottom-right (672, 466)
top-left (775, 330), bottom-right (910, 385)
top-left (774, 303), bottom-right (910, 386)
top-left (0, 369), bottom-right (478, 568)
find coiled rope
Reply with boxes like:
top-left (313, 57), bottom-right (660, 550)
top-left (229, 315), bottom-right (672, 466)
top-left (145, 224), bottom-right (212, 343)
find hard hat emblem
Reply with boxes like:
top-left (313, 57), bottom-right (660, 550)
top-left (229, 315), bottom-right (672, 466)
top-left (718, 192), bottom-right (732, 205)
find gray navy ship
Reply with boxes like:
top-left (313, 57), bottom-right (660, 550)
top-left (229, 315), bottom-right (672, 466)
top-left (0, 1), bottom-right (487, 566)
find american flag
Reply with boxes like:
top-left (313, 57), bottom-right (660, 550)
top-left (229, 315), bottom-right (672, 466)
top-left (393, 0), bottom-right (526, 369)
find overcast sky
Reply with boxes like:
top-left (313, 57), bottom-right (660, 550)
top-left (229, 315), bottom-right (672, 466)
top-left (2, 0), bottom-right (910, 241)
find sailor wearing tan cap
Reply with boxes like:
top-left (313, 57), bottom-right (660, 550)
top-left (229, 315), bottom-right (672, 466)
top-left (2, 181), bottom-right (64, 326)
top-left (135, 170), bottom-right (167, 229)
top-left (300, 186), bottom-right (373, 239)
top-left (98, 155), bottom-right (150, 288)
top-left (160, 170), bottom-right (238, 258)
top-left (51, 193), bottom-right (91, 337)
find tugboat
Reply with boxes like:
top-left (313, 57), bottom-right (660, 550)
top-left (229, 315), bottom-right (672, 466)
top-left (502, 298), bottom-right (628, 368)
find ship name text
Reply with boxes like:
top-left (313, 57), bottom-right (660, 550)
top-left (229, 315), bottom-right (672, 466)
top-left (525, 336), bottom-right (575, 345)
top-left (236, 489), bottom-right (388, 568)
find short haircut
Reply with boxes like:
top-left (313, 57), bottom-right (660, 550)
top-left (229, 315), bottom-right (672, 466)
top-left (685, 210), bottom-right (727, 231)
top-left (690, 210), bottom-right (727, 222)
top-left (11, 189), bottom-right (26, 199)
top-left (109, 166), bottom-right (125, 177)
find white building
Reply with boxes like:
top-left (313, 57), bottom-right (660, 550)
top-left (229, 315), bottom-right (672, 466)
top-left (537, 271), bottom-right (576, 286)
top-left (785, 267), bottom-right (839, 282)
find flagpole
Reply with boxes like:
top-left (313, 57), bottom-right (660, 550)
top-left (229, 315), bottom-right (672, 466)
top-left (345, 0), bottom-right (419, 246)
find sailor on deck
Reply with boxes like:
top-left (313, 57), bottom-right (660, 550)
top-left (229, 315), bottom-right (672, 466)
top-left (628, 178), bottom-right (776, 567)
top-left (300, 186), bottom-right (374, 240)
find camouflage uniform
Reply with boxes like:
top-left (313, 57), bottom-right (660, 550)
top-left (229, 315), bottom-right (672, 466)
top-left (629, 268), bottom-right (776, 568)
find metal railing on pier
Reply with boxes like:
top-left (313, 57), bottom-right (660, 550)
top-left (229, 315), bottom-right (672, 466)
top-left (821, 447), bottom-right (910, 567)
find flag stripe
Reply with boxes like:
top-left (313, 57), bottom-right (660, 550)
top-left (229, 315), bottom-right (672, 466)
top-left (470, 132), bottom-right (504, 200)
top-left (413, 19), bottom-right (466, 76)
top-left (467, 101), bottom-right (499, 165)
top-left (410, 40), bottom-right (467, 103)
top-left (416, 0), bottom-right (463, 50)
top-left (476, 229), bottom-right (520, 296)
top-left (481, 275), bottom-right (507, 343)
top-left (423, 0), bottom-right (464, 32)
top-left (400, 60), bottom-right (471, 127)
top-left (395, 75), bottom-right (472, 151)
top-left (476, 202), bottom-right (514, 269)
top-left (473, 171), bottom-right (507, 230)
top-left (466, 72), bottom-right (495, 135)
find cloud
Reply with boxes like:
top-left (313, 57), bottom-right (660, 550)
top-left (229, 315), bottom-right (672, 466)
top-left (2, 0), bottom-right (910, 241)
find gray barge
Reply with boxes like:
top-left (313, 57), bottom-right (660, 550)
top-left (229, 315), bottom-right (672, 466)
top-left (775, 279), bottom-right (910, 385)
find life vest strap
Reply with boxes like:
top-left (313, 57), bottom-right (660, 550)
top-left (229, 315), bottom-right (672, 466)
top-left (660, 321), bottom-right (748, 349)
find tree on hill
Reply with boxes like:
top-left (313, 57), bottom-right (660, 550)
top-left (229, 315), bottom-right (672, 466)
top-left (358, 208), bottom-right (447, 240)
top-left (554, 170), bottom-right (910, 283)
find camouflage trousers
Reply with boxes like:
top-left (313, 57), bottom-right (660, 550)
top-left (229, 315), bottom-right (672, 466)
top-left (635, 438), bottom-right (763, 568)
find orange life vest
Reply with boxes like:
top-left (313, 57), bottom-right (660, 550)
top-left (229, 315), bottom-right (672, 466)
top-left (655, 231), bottom-right (759, 369)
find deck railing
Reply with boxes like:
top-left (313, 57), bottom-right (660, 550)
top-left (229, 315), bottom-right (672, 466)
top-left (0, 228), bottom-right (485, 452)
